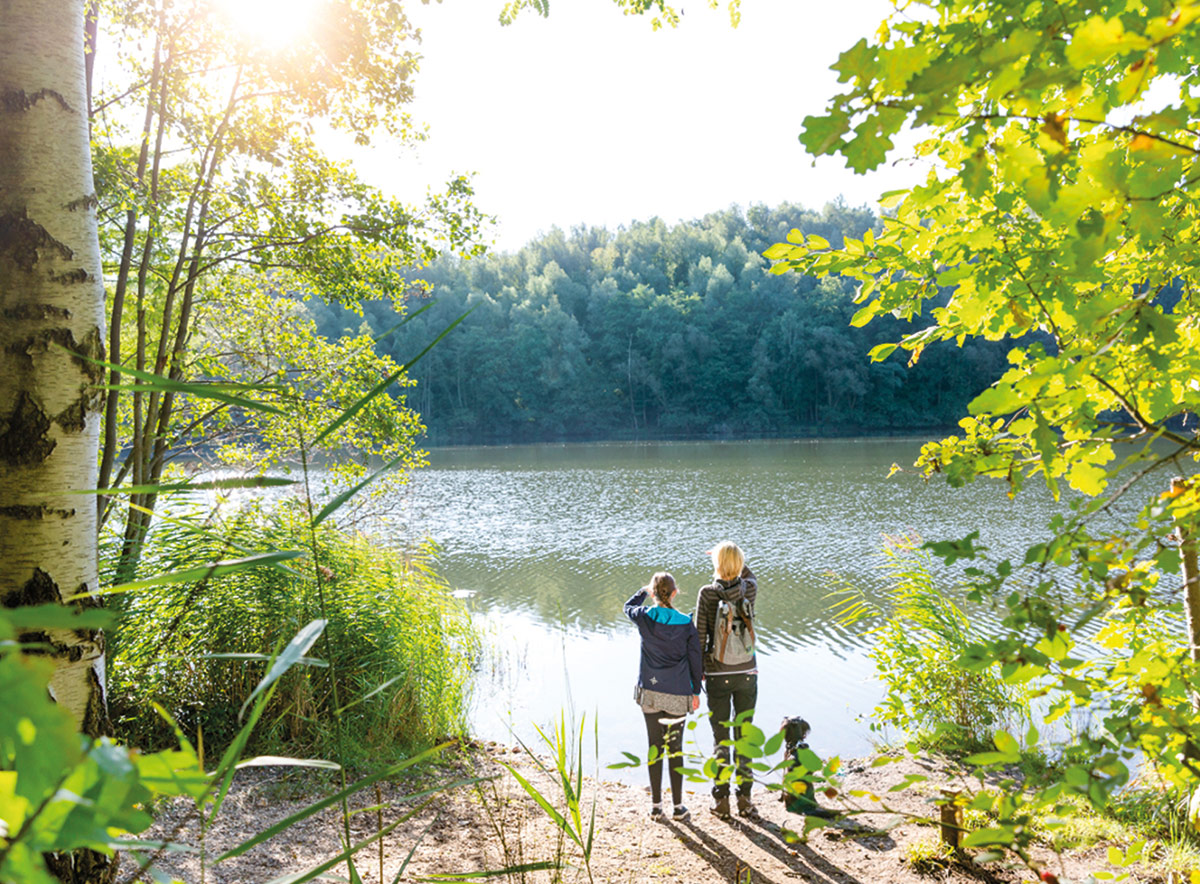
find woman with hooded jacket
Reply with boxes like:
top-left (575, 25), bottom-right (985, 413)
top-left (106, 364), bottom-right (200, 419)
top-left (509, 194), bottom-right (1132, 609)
top-left (624, 571), bottom-right (702, 822)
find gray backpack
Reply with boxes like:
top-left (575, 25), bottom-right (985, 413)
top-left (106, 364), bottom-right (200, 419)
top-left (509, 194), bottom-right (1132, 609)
top-left (714, 581), bottom-right (756, 665)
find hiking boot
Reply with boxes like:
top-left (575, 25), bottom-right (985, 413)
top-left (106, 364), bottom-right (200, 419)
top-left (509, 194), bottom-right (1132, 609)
top-left (672, 804), bottom-right (691, 822)
top-left (711, 796), bottom-right (731, 819)
top-left (737, 794), bottom-right (758, 817)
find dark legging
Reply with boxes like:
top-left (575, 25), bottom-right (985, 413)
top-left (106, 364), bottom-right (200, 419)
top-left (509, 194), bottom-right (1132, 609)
top-left (643, 711), bottom-right (684, 806)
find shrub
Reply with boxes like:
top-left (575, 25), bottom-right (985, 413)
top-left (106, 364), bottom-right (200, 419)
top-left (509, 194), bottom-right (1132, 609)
top-left (832, 535), bottom-right (1029, 752)
top-left (105, 500), bottom-right (477, 762)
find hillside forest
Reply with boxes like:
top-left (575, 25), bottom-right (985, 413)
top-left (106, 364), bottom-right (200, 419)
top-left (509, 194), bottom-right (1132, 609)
top-left (307, 202), bottom-right (1012, 444)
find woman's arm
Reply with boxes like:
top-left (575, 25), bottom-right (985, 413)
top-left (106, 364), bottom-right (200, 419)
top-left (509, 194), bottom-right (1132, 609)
top-left (686, 622), bottom-right (703, 695)
top-left (694, 586), bottom-right (712, 656)
top-left (741, 565), bottom-right (757, 606)
top-left (624, 588), bottom-right (649, 622)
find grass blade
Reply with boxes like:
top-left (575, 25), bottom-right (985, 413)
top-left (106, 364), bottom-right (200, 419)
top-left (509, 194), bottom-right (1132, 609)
top-left (125, 502), bottom-right (307, 577)
top-left (311, 453), bottom-right (407, 528)
top-left (86, 551), bottom-right (306, 599)
top-left (209, 675), bottom-right (278, 819)
top-left (394, 306), bottom-right (476, 374)
top-left (235, 756), bottom-right (341, 771)
top-left (497, 761), bottom-right (582, 850)
top-left (372, 299), bottom-right (436, 345)
top-left (240, 619), bottom-right (327, 719)
top-left (72, 476), bottom-right (297, 495)
top-left (335, 675), bottom-right (404, 714)
top-left (259, 813), bottom-right (408, 884)
top-left (2, 603), bottom-right (113, 631)
top-left (312, 367), bottom-right (405, 446)
top-left (197, 652), bottom-right (328, 669)
top-left (314, 306), bottom-right (474, 446)
top-left (417, 863), bottom-right (560, 881)
top-left (390, 808), bottom-right (438, 884)
top-left (88, 358), bottom-right (283, 414)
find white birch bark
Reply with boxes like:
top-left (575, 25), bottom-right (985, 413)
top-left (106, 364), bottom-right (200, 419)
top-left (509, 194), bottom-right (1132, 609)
top-left (0, 0), bottom-right (109, 737)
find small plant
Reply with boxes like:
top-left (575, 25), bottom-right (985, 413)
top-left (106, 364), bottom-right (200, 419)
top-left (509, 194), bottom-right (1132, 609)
top-left (499, 712), bottom-right (598, 884)
top-left (466, 760), bottom-right (562, 884)
top-left (904, 834), bottom-right (957, 873)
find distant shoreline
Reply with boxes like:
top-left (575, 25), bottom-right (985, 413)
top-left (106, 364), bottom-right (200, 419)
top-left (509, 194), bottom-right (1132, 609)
top-left (418, 425), bottom-right (959, 450)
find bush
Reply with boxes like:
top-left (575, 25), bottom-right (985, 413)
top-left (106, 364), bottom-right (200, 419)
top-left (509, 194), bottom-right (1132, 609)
top-left (833, 535), bottom-right (1029, 752)
top-left (105, 500), bottom-right (477, 762)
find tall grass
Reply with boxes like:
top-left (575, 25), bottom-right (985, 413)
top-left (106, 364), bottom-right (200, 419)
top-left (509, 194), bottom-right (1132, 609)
top-left (105, 498), bottom-right (478, 762)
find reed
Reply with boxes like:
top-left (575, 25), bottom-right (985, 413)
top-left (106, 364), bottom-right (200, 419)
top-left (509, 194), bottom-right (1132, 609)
top-left (105, 499), bottom-right (479, 762)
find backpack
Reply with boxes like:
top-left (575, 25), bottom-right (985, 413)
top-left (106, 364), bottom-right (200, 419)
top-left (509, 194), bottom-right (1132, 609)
top-left (713, 580), bottom-right (755, 665)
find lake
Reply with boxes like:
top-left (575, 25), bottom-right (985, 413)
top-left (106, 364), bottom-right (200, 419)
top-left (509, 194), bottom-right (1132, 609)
top-left (389, 438), bottom-right (1070, 779)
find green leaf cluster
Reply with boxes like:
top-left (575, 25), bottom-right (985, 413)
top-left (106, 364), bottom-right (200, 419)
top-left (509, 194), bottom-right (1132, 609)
top-left (774, 0), bottom-right (1200, 871)
top-left (0, 606), bottom-right (204, 883)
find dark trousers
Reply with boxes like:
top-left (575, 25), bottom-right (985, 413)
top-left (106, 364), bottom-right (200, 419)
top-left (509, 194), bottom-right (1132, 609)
top-left (643, 711), bottom-right (685, 806)
top-left (705, 673), bottom-right (757, 799)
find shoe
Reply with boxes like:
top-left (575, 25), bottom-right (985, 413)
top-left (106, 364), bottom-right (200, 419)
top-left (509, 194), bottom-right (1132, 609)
top-left (672, 804), bottom-right (691, 822)
top-left (737, 795), bottom-right (758, 817)
top-left (711, 797), bottom-right (731, 819)
top-left (650, 804), bottom-right (664, 821)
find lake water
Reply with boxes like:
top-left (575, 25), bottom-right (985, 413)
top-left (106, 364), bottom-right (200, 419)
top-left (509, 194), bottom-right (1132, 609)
top-left (390, 438), bottom-right (1072, 780)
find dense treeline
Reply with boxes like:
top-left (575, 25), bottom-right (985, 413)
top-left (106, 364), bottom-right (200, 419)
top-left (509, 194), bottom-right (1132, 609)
top-left (306, 202), bottom-right (1011, 444)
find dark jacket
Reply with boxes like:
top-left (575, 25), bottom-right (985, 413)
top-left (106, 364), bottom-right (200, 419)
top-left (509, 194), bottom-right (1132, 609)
top-left (624, 590), bottom-right (703, 697)
top-left (694, 565), bottom-right (757, 676)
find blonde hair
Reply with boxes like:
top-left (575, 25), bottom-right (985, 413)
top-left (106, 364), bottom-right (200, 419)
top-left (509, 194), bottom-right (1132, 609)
top-left (711, 541), bottom-right (744, 582)
top-left (650, 572), bottom-right (677, 608)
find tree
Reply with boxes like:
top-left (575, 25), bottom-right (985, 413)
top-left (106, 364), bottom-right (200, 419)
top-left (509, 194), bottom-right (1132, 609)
top-left (766, 0), bottom-right (1200, 867)
top-left (89, 0), bottom-right (486, 582)
top-left (0, 0), bottom-right (108, 744)
top-left (0, 0), bottom-right (116, 880)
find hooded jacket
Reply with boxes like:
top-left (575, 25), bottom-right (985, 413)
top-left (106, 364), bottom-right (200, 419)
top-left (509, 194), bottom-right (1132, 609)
top-left (694, 565), bottom-right (757, 676)
top-left (624, 590), bottom-right (703, 698)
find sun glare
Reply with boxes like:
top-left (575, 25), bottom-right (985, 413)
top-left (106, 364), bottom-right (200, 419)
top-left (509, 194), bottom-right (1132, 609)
top-left (212, 0), bottom-right (322, 50)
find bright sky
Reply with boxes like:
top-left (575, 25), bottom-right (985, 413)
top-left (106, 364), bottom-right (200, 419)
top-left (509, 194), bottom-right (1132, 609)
top-left (376, 0), bottom-right (926, 252)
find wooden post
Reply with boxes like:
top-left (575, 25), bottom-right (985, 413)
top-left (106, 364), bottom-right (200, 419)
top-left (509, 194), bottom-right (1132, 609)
top-left (939, 789), bottom-right (963, 849)
top-left (1173, 477), bottom-right (1200, 711)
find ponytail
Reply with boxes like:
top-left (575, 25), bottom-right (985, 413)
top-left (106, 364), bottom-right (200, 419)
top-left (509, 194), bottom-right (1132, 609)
top-left (650, 572), bottom-right (677, 609)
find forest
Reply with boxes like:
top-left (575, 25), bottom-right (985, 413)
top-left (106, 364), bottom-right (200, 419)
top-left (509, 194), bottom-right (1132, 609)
top-left (307, 202), bottom-right (1012, 444)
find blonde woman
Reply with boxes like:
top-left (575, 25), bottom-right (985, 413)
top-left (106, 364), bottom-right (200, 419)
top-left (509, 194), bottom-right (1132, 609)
top-left (694, 541), bottom-right (758, 819)
top-left (624, 572), bottom-right (702, 822)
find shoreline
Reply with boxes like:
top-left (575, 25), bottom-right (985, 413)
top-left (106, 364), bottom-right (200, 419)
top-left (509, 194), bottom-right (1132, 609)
top-left (138, 745), bottom-right (1112, 884)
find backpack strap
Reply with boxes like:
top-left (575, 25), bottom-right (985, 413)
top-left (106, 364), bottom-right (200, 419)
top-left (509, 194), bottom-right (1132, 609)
top-left (716, 602), bottom-right (732, 662)
top-left (738, 598), bottom-right (756, 648)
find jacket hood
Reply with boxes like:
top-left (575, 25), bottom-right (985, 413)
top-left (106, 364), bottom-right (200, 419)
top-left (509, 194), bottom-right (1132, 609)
top-left (714, 577), bottom-right (744, 601)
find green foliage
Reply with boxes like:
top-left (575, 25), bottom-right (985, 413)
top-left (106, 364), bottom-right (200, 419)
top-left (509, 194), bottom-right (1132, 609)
top-left (91, 0), bottom-right (487, 583)
top-left (305, 203), bottom-right (1012, 443)
top-left (902, 834), bottom-right (957, 872)
top-left (0, 604), bottom-right (349, 884)
top-left (831, 537), bottom-right (1029, 752)
top-left (191, 283), bottom-right (428, 506)
top-left (0, 609), bottom-right (201, 883)
top-left (781, 0), bottom-right (1200, 502)
top-left (771, 0), bottom-right (1200, 871)
top-left (106, 501), bottom-right (478, 762)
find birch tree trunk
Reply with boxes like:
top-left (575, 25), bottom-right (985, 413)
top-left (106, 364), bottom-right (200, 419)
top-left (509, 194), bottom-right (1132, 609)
top-left (0, 4), bottom-right (113, 877)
